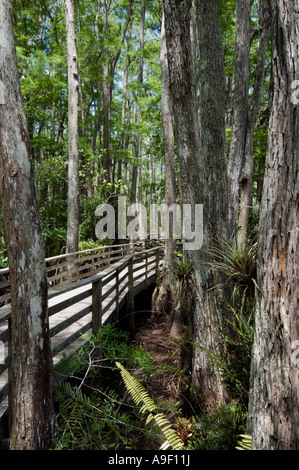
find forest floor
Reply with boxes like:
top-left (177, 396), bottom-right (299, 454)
top-left (133, 310), bottom-right (184, 412)
top-left (127, 311), bottom-right (187, 449)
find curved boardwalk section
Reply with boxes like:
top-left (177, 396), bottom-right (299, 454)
top-left (0, 243), bottom-right (163, 425)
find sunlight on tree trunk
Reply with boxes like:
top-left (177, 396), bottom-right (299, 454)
top-left (237, 0), bottom-right (270, 249)
top-left (65, 0), bottom-right (80, 256)
top-left (247, 0), bottom-right (299, 450)
top-left (0, 0), bottom-right (54, 449)
top-left (227, 0), bottom-right (251, 239)
top-left (163, 0), bottom-right (229, 412)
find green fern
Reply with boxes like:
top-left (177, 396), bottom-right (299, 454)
top-left (54, 380), bottom-right (135, 450)
top-left (236, 434), bottom-right (252, 450)
top-left (116, 362), bottom-right (184, 450)
top-left (54, 381), bottom-right (92, 427)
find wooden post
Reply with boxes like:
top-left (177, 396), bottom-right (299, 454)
top-left (127, 257), bottom-right (134, 337)
top-left (145, 251), bottom-right (148, 288)
top-left (115, 267), bottom-right (120, 322)
top-left (92, 278), bottom-right (102, 336)
top-left (91, 277), bottom-right (103, 386)
top-left (7, 314), bottom-right (12, 435)
top-left (155, 247), bottom-right (160, 278)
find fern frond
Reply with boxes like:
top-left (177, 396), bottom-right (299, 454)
top-left (236, 434), bottom-right (252, 450)
top-left (54, 381), bottom-right (94, 435)
top-left (116, 362), bottom-right (184, 450)
top-left (116, 362), bottom-right (158, 412)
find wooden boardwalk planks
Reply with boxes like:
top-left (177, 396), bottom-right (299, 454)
top-left (0, 246), bottom-right (162, 419)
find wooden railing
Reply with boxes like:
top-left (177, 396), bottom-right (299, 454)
top-left (0, 241), bottom-right (157, 306)
top-left (0, 244), bottom-right (163, 420)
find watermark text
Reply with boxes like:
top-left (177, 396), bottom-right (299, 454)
top-left (95, 196), bottom-right (203, 250)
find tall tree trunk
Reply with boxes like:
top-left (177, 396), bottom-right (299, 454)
top-left (160, 10), bottom-right (176, 269)
top-left (194, 0), bottom-right (230, 410)
top-left (196, 0), bottom-right (228, 244)
top-left (163, 0), bottom-right (229, 412)
top-left (237, 0), bottom-right (270, 249)
top-left (102, 0), bottom-right (136, 186)
top-left (227, 0), bottom-right (251, 238)
top-left (102, 0), bottom-right (112, 183)
top-left (247, 0), bottom-right (299, 450)
top-left (132, 0), bottom-right (145, 206)
top-left (151, 10), bottom-right (177, 324)
top-left (117, 20), bottom-right (133, 191)
top-left (190, 0), bottom-right (197, 93)
top-left (0, 0), bottom-right (54, 449)
top-left (65, 0), bottom-right (80, 255)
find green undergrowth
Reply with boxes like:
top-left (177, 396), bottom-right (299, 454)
top-left (53, 324), bottom-right (163, 450)
top-left (52, 323), bottom-right (248, 450)
top-left (187, 402), bottom-right (247, 450)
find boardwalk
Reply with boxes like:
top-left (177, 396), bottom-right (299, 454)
top-left (0, 243), bottom-right (163, 424)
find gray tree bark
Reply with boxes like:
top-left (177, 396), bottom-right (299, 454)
top-left (130, 0), bottom-right (145, 207)
top-left (237, 0), bottom-right (270, 249)
top-left (102, 0), bottom-right (136, 185)
top-left (163, 0), bottom-right (229, 412)
top-left (102, 0), bottom-right (112, 182)
top-left (65, 0), bottom-right (80, 255)
top-left (247, 0), bottom-right (299, 450)
top-left (227, 0), bottom-right (251, 238)
top-left (0, 0), bottom-right (54, 449)
top-left (151, 10), bottom-right (177, 329)
top-left (117, 20), bottom-right (133, 187)
top-left (196, 0), bottom-right (228, 244)
top-left (160, 10), bottom-right (176, 269)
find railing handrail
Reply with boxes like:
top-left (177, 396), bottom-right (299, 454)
top-left (1, 244), bottom-right (161, 308)
top-left (0, 241), bottom-right (164, 305)
top-left (45, 241), bottom-right (148, 263)
top-left (0, 241), bottom-right (150, 274)
top-left (48, 253), bottom-right (133, 300)
top-left (0, 244), bottom-right (164, 421)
